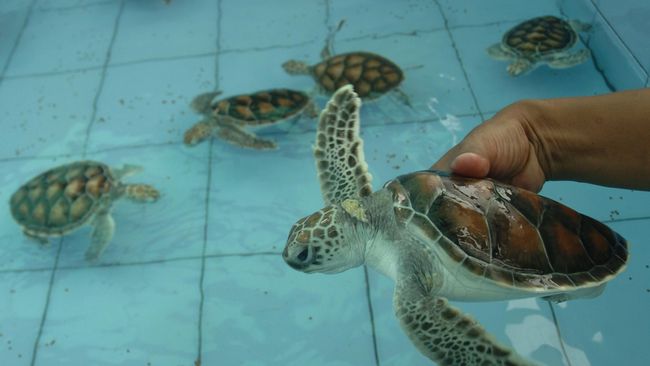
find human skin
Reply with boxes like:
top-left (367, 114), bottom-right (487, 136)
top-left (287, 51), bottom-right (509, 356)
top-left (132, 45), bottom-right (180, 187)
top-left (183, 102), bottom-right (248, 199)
top-left (431, 88), bottom-right (650, 192)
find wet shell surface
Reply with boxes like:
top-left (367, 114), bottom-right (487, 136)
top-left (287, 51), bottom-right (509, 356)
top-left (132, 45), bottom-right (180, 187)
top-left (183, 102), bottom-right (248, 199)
top-left (385, 170), bottom-right (628, 290)
top-left (311, 52), bottom-right (404, 99)
top-left (10, 161), bottom-right (115, 236)
top-left (502, 15), bottom-right (577, 57)
top-left (212, 89), bottom-right (311, 126)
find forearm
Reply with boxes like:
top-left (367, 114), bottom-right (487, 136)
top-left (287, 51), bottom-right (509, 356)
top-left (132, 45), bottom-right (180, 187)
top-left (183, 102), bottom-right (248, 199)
top-left (524, 88), bottom-right (650, 190)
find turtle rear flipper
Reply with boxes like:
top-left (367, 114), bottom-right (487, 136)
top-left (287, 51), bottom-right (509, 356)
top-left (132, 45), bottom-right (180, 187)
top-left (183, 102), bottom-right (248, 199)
top-left (547, 48), bottom-right (590, 69)
top-left (216, 118), bottom-right (276, 150)
top-left (394, 248), bottom-right (537, 366)
top-left (85, 210), bottom-right (115, 262)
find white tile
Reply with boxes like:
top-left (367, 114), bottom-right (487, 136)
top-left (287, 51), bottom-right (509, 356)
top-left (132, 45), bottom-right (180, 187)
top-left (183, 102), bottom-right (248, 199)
top-left (0, 270), bottom-right (52, 365)
top-left (36, 0), bottom-right (109, 10)
top-left (86, 56), bottom-right (217, 151)
top-left (202, 255), bottom-right (377, 365)
top-left (450, 23), bottom-right (611, 113)
top-left (553, 220), bottom-right (650, 366)
top-left (220, 0), bottom-right (324, 51)
top-left (587, 13), bottom-right (647, 91)
top-left (0, 6), bottom-right (29, 74)
top-left (0, 70), bottom-right (101, 159)
top-left (35, 260), bottom-right (201, 365)
top-left (5, 3), bottom-right (120, 76)
top-left (329, 0), bottom-right (445, 39)
top-left (437, 0), bottom-right (560, 27)
top-left (110, 0), bottom-right (219, 64)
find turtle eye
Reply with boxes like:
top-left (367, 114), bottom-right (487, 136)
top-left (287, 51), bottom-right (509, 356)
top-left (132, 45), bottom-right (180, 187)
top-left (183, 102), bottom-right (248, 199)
top-left (297, 248), bottom-right (309, 262)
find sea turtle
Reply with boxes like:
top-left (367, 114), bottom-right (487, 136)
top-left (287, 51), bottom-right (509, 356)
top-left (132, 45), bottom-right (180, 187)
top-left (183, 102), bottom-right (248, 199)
top-left (282, 20), bottom-right (411, 106)
top-left (282, 86), bottom-right (628, 365)
top-left (184, 88), bottom-right (317, 150)
top-left (10, 161), bottom-right (160, 261)
top-left (487, 15), bottom-right (591, 76)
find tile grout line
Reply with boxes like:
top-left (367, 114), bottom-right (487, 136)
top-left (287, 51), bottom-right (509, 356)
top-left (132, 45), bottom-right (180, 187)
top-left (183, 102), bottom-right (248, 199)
top-left (363, 266), bottom-right (381, 366)
top-left (557, 5), bottom-right (616, 92)
top-left (81, 0), bottom-right (126, 157)
top-left (548, 302), bottom-right (573, 366)
top-left (0, 251), bottom-right (281, 275)
top-left (2, 18), bottom-right (532, 83)
top-left (197, 0), bottom-right (223, 362)
top-left (0, 109), bottom-right (488, 162)
top-left (0, 0), bottom-right (37, 84)
top-left (432, 0), bottom-right (485, 122)
top-left (29, 239), bottom-right (63, 366)
top-left (588, 0), bottom-right (649, 79)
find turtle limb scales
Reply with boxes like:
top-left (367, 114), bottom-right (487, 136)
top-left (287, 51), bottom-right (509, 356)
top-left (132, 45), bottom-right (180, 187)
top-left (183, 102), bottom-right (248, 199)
top-left (314, 85), bottom-right (372, 205)
top-left (191, 91), bottom-right (222, 115)
top-left (394, 251), bottom-right (537, 366)
top-left (112, 164), bottom-right (143, 180)
top-left (547, 48), bottom-right (590, 69)
top-left (215, 118), bottom-right (276, 150)
top-left (85, 210), bottom-right (115, 261)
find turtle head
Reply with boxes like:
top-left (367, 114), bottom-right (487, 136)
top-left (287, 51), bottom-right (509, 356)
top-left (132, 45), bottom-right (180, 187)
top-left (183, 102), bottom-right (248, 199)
top-left (184, 120), bottom-right (213, 146)
top-left (282, 60), bottom-right (311, 75)
top-left (124, 184), bottom-right (160, 203)
top-left (283, 200), bottom-right (369, 274)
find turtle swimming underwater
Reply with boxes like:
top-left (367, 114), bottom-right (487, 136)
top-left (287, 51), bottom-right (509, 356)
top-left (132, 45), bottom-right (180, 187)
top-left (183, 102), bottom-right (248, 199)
top-left (282, 86), bottom-right (628, 365)
top-left (10, 161), bottom-right (159, 261)
top-left (487, 15), bottom-right (591, 76)
top-left (282, 21), bottom-right (411, 106)
top-left (184, 88), bottom-right (317, 150)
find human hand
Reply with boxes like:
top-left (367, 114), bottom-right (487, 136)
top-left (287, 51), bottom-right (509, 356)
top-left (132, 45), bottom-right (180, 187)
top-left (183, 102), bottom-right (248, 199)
top-left (431, 101), bottom-right (550, 192)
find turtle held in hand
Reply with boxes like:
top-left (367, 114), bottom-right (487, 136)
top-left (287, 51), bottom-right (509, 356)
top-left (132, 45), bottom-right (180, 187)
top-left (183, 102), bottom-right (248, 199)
top-left (487, 15), bottom-right (591, 76)
top-left (282, 20), bottom-right (411, 106)
top-left (184, 88), bottom-right (317, 150)
top-left (282, 86), bottom-right (628, 365)
top-left (10, 161), bottom-right (159, 261)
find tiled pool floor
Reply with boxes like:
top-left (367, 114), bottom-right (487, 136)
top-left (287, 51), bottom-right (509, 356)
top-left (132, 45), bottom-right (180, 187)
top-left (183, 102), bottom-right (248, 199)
top-left (1, 1), bottom-right (648, 365)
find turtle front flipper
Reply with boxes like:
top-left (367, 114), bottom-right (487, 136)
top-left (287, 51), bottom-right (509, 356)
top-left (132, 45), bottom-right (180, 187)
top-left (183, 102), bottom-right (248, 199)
top-left (314, 85), bottom-right (372, 205)
top-left (507, 58), bottom-right (534, 76)
top-left (215, 118), bottom-right (276, 150)
top-left (85, 210), bottom-right (115, 261)
top-left (184, 118), bottom-right (217, 146)
top-left (547, 49), bottom-right (590, 69)
top-left (191, 91), bottom-right (222, 115)
top-left (394, 253), bottom-right (537, 366)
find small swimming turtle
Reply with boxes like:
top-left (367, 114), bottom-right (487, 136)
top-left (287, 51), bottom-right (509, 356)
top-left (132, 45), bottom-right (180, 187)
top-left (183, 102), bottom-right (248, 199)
top-left (282, 20), bottom-right (411, 106)
top-left (487, 15), bottom-right (591, 76)
top-left (184, 88), bottom-right (317, 150)
top-left (10, 161), bottom-right (159, 261)
top-left (282, 86), bottom-right (628, 366)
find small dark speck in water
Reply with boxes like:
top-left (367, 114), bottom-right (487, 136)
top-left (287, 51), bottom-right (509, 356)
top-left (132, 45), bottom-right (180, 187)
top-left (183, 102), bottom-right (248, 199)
top-left (126, 348), bottom-right (130, 353)
top-left (147, 363), bottom-right (151, 366)
top-left (45, 339), bottom-right (56, 347)
top-left (645, 264), bottom-right (649, 269)
top-left (628, 276), bottom-right (632, 280)
top-left (195, 358), bottom-right (201, 366)
top-left (308, 316), bottom-right (313, 320)
top-left (9, 289), bottom-right (15, 294)
top-left (64, 288), bottom-right (69, 292)
top-left (646, 289), bottom-right (649, 293)
top-left (263, 290), bottom-right (268, 295)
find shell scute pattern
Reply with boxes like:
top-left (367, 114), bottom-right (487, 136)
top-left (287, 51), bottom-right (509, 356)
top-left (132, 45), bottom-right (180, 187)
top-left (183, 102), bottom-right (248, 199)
top-left (312, 52), bottom-right (404, 99)
top-left (214, 89), bottom-right (310, 126)
top-left (390, 170), bottom-right (628, 289)
top-left (10, 161), bottom-right (113, 235)
top-left (504, 15), bottom-right (575, 56)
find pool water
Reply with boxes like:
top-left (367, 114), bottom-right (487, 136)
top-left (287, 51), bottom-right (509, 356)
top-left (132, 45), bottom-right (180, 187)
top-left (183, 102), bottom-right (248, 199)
top-left (0, 0), bottom-right (648, 365)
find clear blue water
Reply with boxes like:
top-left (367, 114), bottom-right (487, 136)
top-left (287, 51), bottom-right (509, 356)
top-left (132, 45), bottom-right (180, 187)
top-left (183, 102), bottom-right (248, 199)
top-left (1, 0), bottom-right (648, 365)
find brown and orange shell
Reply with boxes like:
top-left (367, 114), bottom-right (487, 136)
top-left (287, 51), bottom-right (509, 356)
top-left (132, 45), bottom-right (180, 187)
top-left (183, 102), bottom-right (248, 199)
top-left (10, 161), bottom-right (115, 236)
top-left (503, 16), bottom-right (576, 57)
top-left (211, 88), bottom-right (311, 126)
top-left (311, 52), bottom-right (404, 99)
top-left (385, 170), bottom-right (628, 289)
